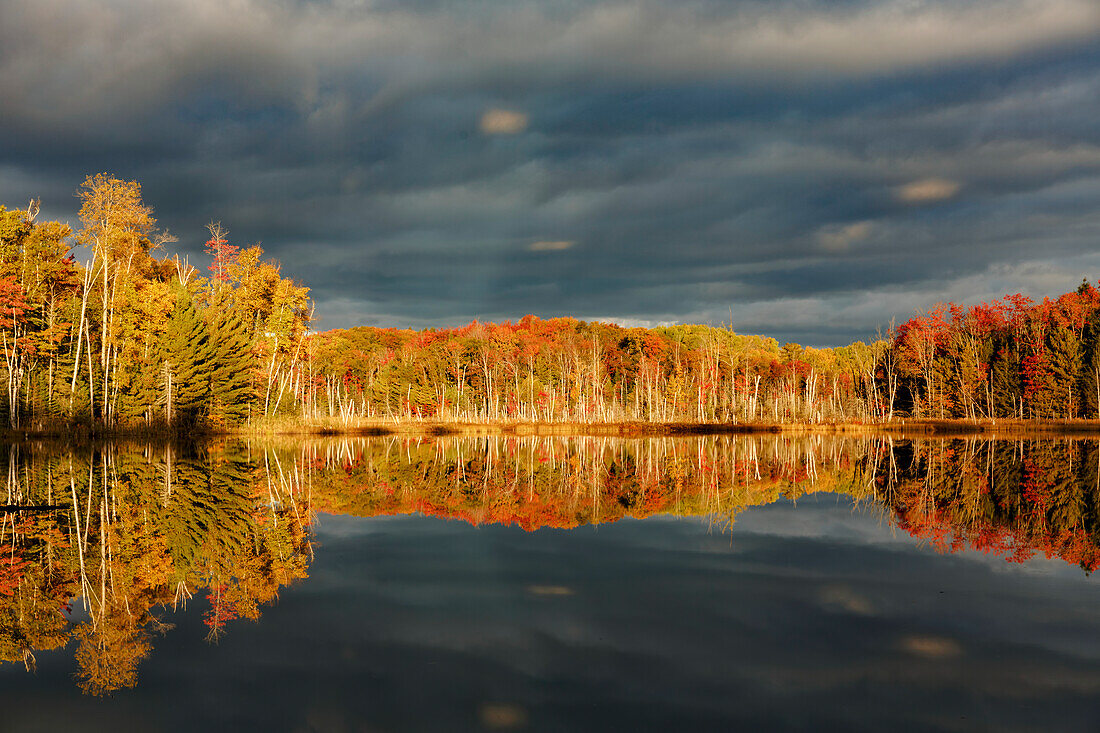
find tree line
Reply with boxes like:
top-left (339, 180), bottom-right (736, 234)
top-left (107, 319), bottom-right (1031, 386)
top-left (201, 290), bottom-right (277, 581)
top-left (309, 318), bottom-right (887, 424)
top-left (308, 282), bottom-right (1100, 425)
top-left (3, 175), bottom-right (1100, 430)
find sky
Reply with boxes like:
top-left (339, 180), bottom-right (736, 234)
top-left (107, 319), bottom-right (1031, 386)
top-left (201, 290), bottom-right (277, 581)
top-left (1, 0), bottom-right (1099, 346)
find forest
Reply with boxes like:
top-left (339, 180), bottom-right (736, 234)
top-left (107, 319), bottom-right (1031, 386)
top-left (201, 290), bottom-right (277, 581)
top-left (3, 175), bottom-right (1100, 433)
top-left (0, 175), bottom-right (310, 431)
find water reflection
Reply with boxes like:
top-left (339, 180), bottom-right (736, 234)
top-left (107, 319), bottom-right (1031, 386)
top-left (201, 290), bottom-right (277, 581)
top-left (306, 435), bottom-right (1100, 572)
top-left (305, 435), bottom-right (873, 531)
top-left (0, 443), bottom-right (313, 694)
top-left (1, 434), bottom-right (1099, 696)
top-left (883, 439), bottom-right (1100, 572)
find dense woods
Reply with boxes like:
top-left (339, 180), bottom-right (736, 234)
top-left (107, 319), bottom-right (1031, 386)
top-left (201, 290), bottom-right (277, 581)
top-left (888, 287), bottom-right (1100, 419)
top-left (3, 176), bottom-right (1100, 432)
top-left (0, 176), bottom-right (311, 431)
top-left (310, 318), bottom-right (885, 424)
top-left (306, 285), bottom-right (1100, 425)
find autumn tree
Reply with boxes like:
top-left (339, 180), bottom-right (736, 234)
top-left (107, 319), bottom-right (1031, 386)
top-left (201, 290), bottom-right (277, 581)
top-left (0, 203), bottom-right (77, 426)
top-left (76, 174), bottom-right (174, 424)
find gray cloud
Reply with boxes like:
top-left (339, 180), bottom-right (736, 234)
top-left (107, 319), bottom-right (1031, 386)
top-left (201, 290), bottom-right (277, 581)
top-left (1, 0), bottom-right (1099, 345)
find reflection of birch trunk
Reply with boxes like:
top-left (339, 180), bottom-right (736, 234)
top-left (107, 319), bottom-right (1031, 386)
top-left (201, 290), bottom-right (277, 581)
top-left (888, 437), bottom-right (897, 486)
top-left (160, 444), bottom-right (173, 506)
top-left (99, 496), bottom-right (107, 621)
top-left (263, 451), bottom-right (279, 528)
top-left (70, 473), bottom-right (95, 623)
top-left (173, 581), bottom-right (192, 611)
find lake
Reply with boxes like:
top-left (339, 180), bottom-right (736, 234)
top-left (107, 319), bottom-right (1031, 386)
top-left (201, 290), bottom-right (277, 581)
top-left (1, 435), bottom-right (1099, 731)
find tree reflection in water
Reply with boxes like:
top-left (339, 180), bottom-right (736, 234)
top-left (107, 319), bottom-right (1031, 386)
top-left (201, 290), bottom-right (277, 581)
top-left (0, 442), bottom-right (313, 694)
top-left (883, 439), bottom-right (1100, 572)
top-left (1, 434), bottom-right (1098, 693)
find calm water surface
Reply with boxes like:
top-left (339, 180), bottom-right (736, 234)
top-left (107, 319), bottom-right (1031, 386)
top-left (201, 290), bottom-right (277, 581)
top-left (1, 436), bottom-right (1099, 731)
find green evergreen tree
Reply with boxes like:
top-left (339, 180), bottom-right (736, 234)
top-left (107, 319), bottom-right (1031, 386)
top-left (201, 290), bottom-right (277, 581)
top-left (1046, 323), bottom-right (1081, 418)
top-left (1080, 313), bottom-right (1100, 420)
top-left (990, 336), bottom-right (1022, 418)
top-left (206, 308), bottom-right (254, 425)
top-left (118, 351), bottom-right (161, 422)
top-left (159, 290), bottom-right (215, 424)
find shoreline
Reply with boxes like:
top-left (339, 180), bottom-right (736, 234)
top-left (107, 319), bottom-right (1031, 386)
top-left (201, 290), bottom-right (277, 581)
top-left (318, 418), bottom-right (1100, 439)
top-left (7, 418), bottom-right (1100, 443)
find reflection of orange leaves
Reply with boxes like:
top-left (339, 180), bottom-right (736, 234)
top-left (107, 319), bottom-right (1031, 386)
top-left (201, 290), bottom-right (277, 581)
top-left (0, 556), bottom-right (28, 596)
top-left (977, 475), bottom-right (990, 496)
top-left (888, 441), bottom-right (1100, 573)
top-left (203, 584), bottom-right (241, 633)
top-left (896, 507), bottom-right (957, 554)
top-left (1020, 456), bottom-right (1052, 515)
top-left (74, 617), bottom-right (152, 696)
top-left (14, 515), bottom-right (69, 547)
top-left (1052, 530), bottom-right (1100, 573)
top-left (304, 438), bottom-right (866, 536)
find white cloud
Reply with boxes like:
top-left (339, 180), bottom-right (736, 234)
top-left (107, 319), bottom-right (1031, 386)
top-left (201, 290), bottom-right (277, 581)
top-left (818, 221), bottom-right (873, 252)
top-left (528, 240), bottom-right (574, 251)
top-left (897, 178), bottom-right (961, 203)
top-left (577, 316), bottom-right (677, 328)
top-left (480, 108), bottom-right (529, 135)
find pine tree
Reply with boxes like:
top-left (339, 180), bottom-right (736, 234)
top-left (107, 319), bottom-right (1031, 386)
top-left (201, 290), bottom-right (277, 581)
top-left (158, 290), bottom-right (215, 424)
top-left (206, 308), bottom-right (253, 425)
top-left (1046, 323), bottom-right (1081, 418)
top-left (118, 352), bottom-right (161, 422)
top-left (1081, 312), bottom-right (1100, 419)
top-left (990, 336), bottom-right (1022, 417)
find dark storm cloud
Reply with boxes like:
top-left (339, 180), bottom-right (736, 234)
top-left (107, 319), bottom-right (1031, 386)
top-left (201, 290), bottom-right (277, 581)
top-left (1, 0), bottom-right (1100, 344)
